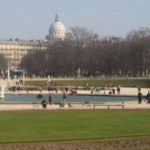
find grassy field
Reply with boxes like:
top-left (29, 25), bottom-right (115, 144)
top-left (24, 79), bottom-right (150, 87)
top-left (0, 110), bottom-right (150, 143)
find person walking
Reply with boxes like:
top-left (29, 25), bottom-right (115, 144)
top-left (137, 91), bottom-right (142, 104)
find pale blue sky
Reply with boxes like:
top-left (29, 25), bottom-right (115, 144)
top-left (0, 0), bottom-right (150, 40)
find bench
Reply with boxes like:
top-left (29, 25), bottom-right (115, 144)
top-left (68, 102), bottom-right (104, 109)
top-left (93, 104), bottom-right (124, 109)
top-left (66, 102), bottom-right (124, 110)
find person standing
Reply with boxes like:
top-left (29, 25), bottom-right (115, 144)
top-left (137, 91), bottom-right (142, 104)
top-left (112, 89), bottom-right (115, 95)
top-left (65, 87), bottom-right (68, 93)
top-left (146, 91), bottom-right (150, 104)
top-left (117, 85), bottom-right (120, 95)
top-left (63, 92), bottom-right (67, 105)
top-left (49, 94), bottom-right (53, 105)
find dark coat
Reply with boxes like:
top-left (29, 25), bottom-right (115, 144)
top-left (138, 92), bottom-right (142, 100)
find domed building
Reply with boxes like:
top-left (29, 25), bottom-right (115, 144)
top-left (46, 14), bottom-right (66, 41)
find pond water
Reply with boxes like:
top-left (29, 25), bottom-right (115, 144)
top-left (0, 94), bottom-right (137, 103)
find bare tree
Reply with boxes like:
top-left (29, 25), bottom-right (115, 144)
top-left (67, 26), bottom-right (99, 42)
top-left (20, 27), bottom-right (150, 77)
top-left (0, 54), bottom-right (7, 71)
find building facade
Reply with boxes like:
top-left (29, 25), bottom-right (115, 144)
top-left (0, 39), bottom-right (47, 69)
top-left (0, 14), bottom-right (66, 70)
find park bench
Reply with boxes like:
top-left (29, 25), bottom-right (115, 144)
top-left (68, 102), bottom-right (104, 109)
top-left (93, 104), bottom-right (124, 109)
top-left (61, 102), bottom-right (124, 110)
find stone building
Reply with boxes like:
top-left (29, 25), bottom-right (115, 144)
top-left (0, 14), bottom-right (66, 70)
top-left (0, 39), bottom-right (47, 69)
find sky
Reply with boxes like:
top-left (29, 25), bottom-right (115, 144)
top-left (0, 0), bottom-right (150, 40)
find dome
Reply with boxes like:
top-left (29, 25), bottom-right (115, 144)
top-left (46, 14), bottom-right (66, 40)
top-left (49, 21), bottom-right (66, 33)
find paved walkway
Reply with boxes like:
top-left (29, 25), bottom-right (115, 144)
top-left (1, 87), bottom-right (150, 111)
top-left (5, 87), bottom-right (150, 96)
top-left (0, 101), bottom-right (150, 111)
top-left (0, 79), bottom-right (16, 87)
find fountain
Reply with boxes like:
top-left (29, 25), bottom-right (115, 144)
top-left (0, 86), bottom-right (5, 99)
top-left (0, 94), bottom-right (136, 103)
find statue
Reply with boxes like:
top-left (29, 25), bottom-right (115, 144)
top-left (77, 67), bottom-right (81, 78)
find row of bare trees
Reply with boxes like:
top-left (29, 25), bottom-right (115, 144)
top-left (20, 27), bottom-right (150, 77)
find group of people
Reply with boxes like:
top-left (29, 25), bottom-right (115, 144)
top-left (108, 86), bottom-right (120, 95)
top-left (41, 94), bottom-right (54, 109)
top-left (138, 90), bottom-right (150, 104)
top-left (41, 92), bottom-right (67, 109)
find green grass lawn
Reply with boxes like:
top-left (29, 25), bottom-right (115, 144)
top-left (24, 79), bottom-right (150, 87)
top-left (0, 110), bottom-right (150, 143)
